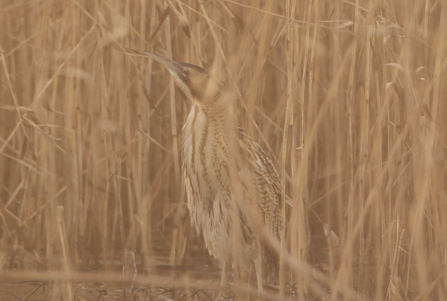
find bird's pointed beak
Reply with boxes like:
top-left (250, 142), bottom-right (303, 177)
top-left (144, 52), bottom-right (188, 78)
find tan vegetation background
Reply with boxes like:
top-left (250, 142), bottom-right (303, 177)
top-left (0, 0), bottom-right (446, 300)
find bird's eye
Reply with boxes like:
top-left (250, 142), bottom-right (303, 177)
top-left (183, 69), bottom-right (190, 76)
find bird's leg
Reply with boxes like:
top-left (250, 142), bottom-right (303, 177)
top-left (254, 258), bottom-right (263, 292)
top-left (216, 261), bottom-right (228, 301)
top-left (220, 261), bottom-right (227, 289)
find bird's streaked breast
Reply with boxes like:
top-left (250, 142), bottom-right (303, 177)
top-left (182, 104), bottom-right (237, 260)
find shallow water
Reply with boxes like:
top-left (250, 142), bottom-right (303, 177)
top-left (0, 251), bottom-right (224, 301)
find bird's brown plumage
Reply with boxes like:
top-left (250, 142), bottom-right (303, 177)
top-left (145, 52), bottom-right (282, 285)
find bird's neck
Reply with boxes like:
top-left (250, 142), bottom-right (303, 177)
top-left (183, 103), bottom-right (235, 138)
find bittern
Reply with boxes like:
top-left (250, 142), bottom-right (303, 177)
top-left (145, 52), bottom-right (282, 293)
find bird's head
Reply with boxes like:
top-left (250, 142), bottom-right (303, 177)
top-left (145, 52), bottom-right (221, 107)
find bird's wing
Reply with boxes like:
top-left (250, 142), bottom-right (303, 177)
top-left (237, 128), bottom-right (282, 239)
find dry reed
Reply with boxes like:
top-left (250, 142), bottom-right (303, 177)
top-left (0, 0), bottom-right (446, 300)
